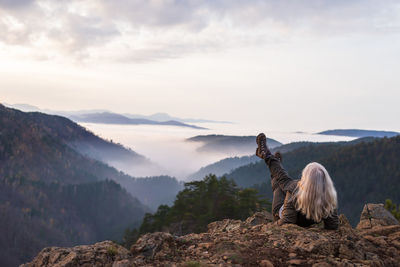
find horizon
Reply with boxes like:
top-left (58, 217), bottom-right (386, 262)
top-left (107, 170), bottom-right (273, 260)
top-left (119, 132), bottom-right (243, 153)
top-left (3, 101), bottom-right (400, 134)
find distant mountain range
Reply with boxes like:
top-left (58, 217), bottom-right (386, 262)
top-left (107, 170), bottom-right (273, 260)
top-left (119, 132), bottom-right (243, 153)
top-left (186, 134), bottom-right (282, 155)
top-left (318, 129), bottom-right (399, 138)
top-left (69, 112), bottom-right (207, 129)
top-left (123, 112), bottom-right (232, 124)
top-left (4, 103), bottom-right (229, 128)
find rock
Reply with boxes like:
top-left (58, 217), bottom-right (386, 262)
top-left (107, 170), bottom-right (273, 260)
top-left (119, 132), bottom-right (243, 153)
top-left (22, 203), bottom-right (400, 267)
top-left (338, 214), bottom-right (352, 228)
top-left (244, 211), bottom-right (274, 226)
top-left (20, 241), bottom-right (130, 267)
top-left (312, 262), bottom-right (331, 267)
top-left (208, 219), bottom-right (240, 234)
top-left (198, 242), bottom-right (212, 249)
top-left (361, 225), bottom-right (400, 236)
top-left (130, 232), bottom-right (184, 262)
top-left (363, 235), bottom-right (387, 247)
top-left (357, 203), bottom-right (399, 230)
top-left (112, 259), bottom-right (131, 267)
top-left (259, 259), bottom-right (274, 267)
top-left (287, 259), bottom-right (306, 265)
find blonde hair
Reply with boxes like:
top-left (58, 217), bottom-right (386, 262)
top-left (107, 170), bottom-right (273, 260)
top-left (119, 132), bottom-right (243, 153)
top-left (295, 162), bottom-right (337, 222)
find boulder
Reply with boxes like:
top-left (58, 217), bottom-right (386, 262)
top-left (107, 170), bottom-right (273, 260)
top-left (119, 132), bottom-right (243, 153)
top-left (244, 211), bottom-right (274, 227)
top-left (130, 232), bottom-right (185, 263)
top-left (20, 241), bottom-right (130, 267)
top-left (357, 203), bottom-right (399, 230)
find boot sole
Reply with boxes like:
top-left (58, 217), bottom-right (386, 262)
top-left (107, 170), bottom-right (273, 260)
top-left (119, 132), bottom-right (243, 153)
top-left (256, 133), bottom-right (266, 146)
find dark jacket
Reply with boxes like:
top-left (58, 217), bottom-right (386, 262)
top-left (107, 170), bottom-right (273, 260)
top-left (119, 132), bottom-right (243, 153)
top-left (266, 156), bottom-right (339, 230)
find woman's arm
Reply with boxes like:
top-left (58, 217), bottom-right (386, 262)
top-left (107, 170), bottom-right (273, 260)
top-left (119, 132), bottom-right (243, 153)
top-left (323, 209), bottom-right (339, 230)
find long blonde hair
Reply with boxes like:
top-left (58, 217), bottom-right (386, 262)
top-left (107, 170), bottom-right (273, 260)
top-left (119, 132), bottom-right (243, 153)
top-left (295, 162), bottom-right (337, 222)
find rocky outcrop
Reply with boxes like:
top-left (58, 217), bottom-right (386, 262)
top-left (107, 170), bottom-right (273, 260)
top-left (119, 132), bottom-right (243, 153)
top-left (22, 206), bottom-right (400, 267)
top-left (20, 241), bottom-right (131, 267)
top-left (357, 203), bottom-right (399, 230)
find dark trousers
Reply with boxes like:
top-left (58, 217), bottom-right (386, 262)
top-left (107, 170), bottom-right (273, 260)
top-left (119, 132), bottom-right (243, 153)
top-left (265, 157), bottom-right (297, 221)
top-left (271, 175), bottom-right (286, 220)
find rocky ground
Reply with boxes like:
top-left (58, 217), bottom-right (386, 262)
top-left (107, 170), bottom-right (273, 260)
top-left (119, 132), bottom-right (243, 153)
top-left (22, 203), bottom-right (400, 267)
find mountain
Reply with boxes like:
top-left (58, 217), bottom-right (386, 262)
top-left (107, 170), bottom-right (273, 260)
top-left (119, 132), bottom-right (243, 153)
top-left (225, 136), bottom-right (400, 225)
top-left (0, 104), bottom-right (185, 266)
top-left (70, 112), bottom-right (207, 129)
top-left (0, 104), bottom-right (152, 266)
top-left (0, 104), bottom-right (181, 207)
top-left (186, 134), bottom-right (282, 154)
top-left (124, 112), bottom-right (232, 124)
top-left (4, 103), bottom-right (217, 127)
top-left (3, 103), bottom-right (109, 118)
top-left (2, 104), bottom-right (162, 177)
top-left (318, 129), bottom-right (399, 138)
top-left (3, 103), bottom-right (42, 112)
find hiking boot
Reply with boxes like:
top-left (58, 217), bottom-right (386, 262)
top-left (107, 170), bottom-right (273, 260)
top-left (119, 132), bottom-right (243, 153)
top-left (256, 133), bottom-right (271, 159)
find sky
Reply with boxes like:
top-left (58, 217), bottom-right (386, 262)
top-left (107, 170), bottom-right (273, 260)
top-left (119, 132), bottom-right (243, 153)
top-left (1, 0), bottom-right (400, 132)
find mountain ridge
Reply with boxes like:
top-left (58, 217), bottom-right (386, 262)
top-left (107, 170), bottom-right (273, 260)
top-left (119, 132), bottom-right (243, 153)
top-left (70, 112), bottom-right (207, 129)
top-left (4, 103), bottom-right (219, 128)
top-left (187, 134), bottom-right (282, 155)
top-left (318, 129), bottom-right (399, 138)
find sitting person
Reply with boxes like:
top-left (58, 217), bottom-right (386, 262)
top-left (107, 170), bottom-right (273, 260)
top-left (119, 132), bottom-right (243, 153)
top-left (256, 133), bottom-right (338, 229)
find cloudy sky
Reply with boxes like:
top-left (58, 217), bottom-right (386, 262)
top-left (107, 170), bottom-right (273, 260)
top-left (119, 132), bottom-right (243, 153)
top-left (1, 0), bottom-right (400, 132)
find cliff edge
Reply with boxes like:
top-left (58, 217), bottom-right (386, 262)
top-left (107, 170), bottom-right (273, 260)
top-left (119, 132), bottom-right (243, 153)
top-left (21, 203), bottom-right (400, 267)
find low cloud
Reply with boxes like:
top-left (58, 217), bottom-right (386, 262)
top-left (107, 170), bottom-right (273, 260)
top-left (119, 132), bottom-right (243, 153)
top-left (0, 0), bottom-right (399, 62)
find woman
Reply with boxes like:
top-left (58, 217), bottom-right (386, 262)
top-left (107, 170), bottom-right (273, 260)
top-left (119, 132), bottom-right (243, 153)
top-left (256, 133), bottom-right (339, 229)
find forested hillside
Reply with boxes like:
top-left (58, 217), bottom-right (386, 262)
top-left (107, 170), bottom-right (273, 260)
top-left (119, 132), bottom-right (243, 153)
top-left (0, 105), bottom-right (159, 266)
top-left (0, 104), bottom-right (180, 208)
top-left (226, 136), bottom-right (400, 225)
top-left (0, 179), bottom-right (146, 267)
top-left (0, 103), bottom-right (157, 177)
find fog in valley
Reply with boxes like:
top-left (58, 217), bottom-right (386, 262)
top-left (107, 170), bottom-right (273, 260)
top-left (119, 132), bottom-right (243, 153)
top-left (80, 122), bottom-right (356, 180)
